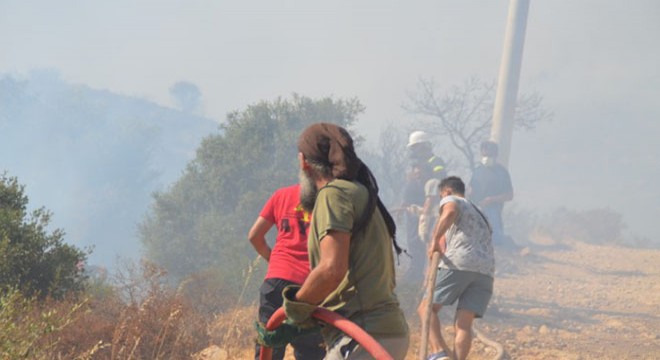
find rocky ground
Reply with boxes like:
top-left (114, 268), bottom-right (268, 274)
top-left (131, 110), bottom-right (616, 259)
top-left (435, 239), bottom-right (660, 360)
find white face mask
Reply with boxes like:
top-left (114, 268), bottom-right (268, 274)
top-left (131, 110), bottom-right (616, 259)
top-left (481, 156), bottom-right (495, 166)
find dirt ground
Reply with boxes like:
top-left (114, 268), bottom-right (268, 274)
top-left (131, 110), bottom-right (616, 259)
top-left (417, 239), bottom-right (660, 360)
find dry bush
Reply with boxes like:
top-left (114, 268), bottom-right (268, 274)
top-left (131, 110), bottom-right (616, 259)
top-left (74, 257), bottom-right (263, 359)
top-left (45, 260), bottom-right (210, 359)
top-left (51, 294), bottom-right (120, 359)
top-left (3, 256), bottom-right (269, 360)
top-left (0, 289), bottom-right (87, 360)
top-left (196, 256), bottom-right (264, 357)
top-left (207, 305), bottom-right (258, 356)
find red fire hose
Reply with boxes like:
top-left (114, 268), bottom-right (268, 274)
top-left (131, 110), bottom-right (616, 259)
top-left (259, 307), bottom-right (394, 360)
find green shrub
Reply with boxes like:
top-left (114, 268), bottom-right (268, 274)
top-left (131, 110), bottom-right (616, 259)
top-left (0, 173), bottom-right (88, 298)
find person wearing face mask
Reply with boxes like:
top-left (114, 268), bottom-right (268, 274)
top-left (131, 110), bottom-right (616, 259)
top-left (467, 141), bottom-right (514, 247)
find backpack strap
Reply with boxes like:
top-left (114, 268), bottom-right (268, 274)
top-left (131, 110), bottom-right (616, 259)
top-left (468, 200), bottom-right (492, 235)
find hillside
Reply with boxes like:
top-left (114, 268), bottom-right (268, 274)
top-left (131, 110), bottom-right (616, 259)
top-left (0, 71), bottom-right (218, 267)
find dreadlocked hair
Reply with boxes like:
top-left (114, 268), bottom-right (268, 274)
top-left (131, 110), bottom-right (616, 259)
top-left (352, 163), bottom-right (402, 255)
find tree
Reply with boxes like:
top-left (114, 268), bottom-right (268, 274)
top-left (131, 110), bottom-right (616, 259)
top-left (139, 95), bottom-right (364, 292)
top-left (169, 81), bottom-right (202, 114)
top-left (405, 77), bottom-right (552, 173)
top-left (0, 173), bottom-right (87, 298)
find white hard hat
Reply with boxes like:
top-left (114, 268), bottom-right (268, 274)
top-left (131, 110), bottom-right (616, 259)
top-left (407, 131), bottom-right (431, 148)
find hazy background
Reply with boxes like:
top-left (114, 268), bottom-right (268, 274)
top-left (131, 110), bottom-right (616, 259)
top-left (1, 0), bottom-right (658, 266)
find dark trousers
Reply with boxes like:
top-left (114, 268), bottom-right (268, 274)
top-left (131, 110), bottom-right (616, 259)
top-left (403, 213), bottom-right (427, 284)
top-left (254, 278), bottom-right (326, 360)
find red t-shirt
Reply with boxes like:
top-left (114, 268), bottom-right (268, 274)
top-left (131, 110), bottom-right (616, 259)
top-left (260, 184), bottom-right (311, 285)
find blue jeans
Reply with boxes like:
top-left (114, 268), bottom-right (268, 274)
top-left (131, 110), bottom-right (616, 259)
top-left (482, 206), bottom-right (504, 246)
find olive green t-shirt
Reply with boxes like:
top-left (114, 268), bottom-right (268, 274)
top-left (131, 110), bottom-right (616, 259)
top-left (308, 179), bottom-right (408, 343)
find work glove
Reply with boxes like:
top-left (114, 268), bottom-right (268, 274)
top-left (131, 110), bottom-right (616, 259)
top-left (255, 321), bottom-right (320, 348)
top-left (282, 285), bottom-right (318, 328)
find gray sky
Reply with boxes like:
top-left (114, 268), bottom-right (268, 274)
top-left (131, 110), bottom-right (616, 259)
top-left (2, 0), bottom-right (659, 242)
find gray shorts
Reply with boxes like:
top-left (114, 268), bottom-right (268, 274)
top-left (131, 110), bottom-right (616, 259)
top-left (432, 268), bottom-right (493, 318)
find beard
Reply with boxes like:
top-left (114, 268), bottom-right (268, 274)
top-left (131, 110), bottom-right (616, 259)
top-left (299, 169), bottom-right (318, 213)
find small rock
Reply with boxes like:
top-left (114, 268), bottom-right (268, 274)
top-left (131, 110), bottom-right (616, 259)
top-left (192, 345), bottom-right (228, 360)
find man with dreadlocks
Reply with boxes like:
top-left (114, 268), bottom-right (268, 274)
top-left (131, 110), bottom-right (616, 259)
top-left (260, 122), bottom-right (410, 359)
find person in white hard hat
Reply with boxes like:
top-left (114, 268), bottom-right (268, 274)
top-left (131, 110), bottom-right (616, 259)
top-left (407, 130), bottom-right (431, 151)
top-left (400, 131), bottom-right (447, 283)
top-left (406, 131), bottom-right (446, 175)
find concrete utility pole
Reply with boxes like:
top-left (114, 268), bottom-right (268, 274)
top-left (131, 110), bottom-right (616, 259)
top-left (490, 0), bottom-right (530, 168)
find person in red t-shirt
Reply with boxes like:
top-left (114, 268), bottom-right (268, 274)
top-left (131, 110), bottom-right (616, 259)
top-left (248, 184), bottom-right (325, 360)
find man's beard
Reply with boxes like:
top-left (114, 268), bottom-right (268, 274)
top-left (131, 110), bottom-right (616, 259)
top-left (299, 169), bottom-right (318, 213)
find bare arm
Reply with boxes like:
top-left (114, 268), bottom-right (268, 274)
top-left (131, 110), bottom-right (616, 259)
top-left (428, 201), bottom-right (458, 256)
top-left (248, 216), bottom-right (275, 261)
top-left (428, 234), bottom-right (447, 258)
top-left (294, 230), bottom-right (350, 305)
